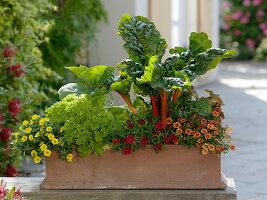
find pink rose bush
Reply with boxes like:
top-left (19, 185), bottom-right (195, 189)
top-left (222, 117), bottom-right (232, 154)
top-left (221, 0), bottom-right (267, 59)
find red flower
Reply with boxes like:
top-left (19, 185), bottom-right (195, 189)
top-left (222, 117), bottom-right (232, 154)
top-left (152, 128), bottom-right (164, 135)
top-left (137, 119), bottom-right (145, 125)
top-left (0, 115), bottom-right (3, 121)
top-left (155, 122), bottom-right (164, 129)
top-left (0, 128), bottom-right (12, 141)
top-left (154, 143), bottom-right (162, 151)
top-left (112, 139), bottom-right (120, 144)
top-left (122, 147), bottom-right (132, 155)
top-left (127, 123), bottom-right (134, 128)
top-left (2, 46), bottom-right (18, 58)
top-left (6, 64), bottom-right (25, 78)
top-left (163, 137), bottom-right (172, 144)
top-left (7, 100), bottom-right (21, 115)
top-left (170, 134), bottom-right (178, 144)
top-left (3, 165), bottom-right (18, 177)
top-left (124, 135), bottom-right (136, 144)
top-left (139, 136), bottom-right (149, 146)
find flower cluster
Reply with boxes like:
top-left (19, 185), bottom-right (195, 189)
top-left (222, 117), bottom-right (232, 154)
top-left (110, 90), bottom-right (235, 157)
top-left (0, 180), bottom-right (27, 200)
top-left (13, 115), bottom-right (73, 163)
top-left (221, 0), bottom-right (267, 59)
top-left (0, 46), bottom-right (25, 177)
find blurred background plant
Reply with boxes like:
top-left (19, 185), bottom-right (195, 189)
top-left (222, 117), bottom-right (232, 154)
top-left (40, 0), bottom-right (107, 76)
top-left (0, 0), bottom-right (107, 176)
top-left (220, 0), bottom-right (267, 60)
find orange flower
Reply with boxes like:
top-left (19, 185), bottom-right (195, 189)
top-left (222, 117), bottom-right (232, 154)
top-left (215, 107), bottom-right (221, 113)
top-left (179, 118), bottom-right (187, 123)
top-left (214, 131), bottom-right (219, 135)
top-left (193, 132), bottom-right (201, 138)
top-left (218, 147), bottom-right (225, 152)
top-left (207, 124), bottom-right (214, 129)
top-left (176, 128), bottom-right (183, 134)
top-left (208, 144), bottom-right (215, 151)
top-left (166, 118), bottom-right (173, 125)
top-left (197, 138), bottom-right (203, 143)
top-left (201, 129), bottom-right (208, 134)
top-left (173, 122), bottom-right (181, 128)
top-left (212, 111), bottom-right (219, 117)
top-left (185, 129), bottom-right (192, 135)
top-left (230, 145), bottom-right (236, 150)
top-left (202, 148), bottom-right (208, 155)
top-left (196, 143), bottom-right (201, 148)
top-left (201, 118), bottom-right (207, 124)
top-left (204, 133), bottom-right (212, 139)
top-left (226, 127), bottom-right (233, 133)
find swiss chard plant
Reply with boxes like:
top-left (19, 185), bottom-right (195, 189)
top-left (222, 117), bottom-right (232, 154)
top-left (59, 14), bottom-right (236, 128)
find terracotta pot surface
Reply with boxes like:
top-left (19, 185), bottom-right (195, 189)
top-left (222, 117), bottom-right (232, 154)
top-left (40, 145), bottom-right (226, 190)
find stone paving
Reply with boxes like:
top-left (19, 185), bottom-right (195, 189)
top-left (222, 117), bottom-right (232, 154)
top-left (197, 61), bottom-right (267, 200)
top-left (20, 61), bottom-right (267, 200)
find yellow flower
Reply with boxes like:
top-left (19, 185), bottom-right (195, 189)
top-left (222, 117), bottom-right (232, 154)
top-left (14, 139), bottom-right (18, 144)
top-left (34, 156), bottom-right (41, 163)
top-left (25, 127), bottom-right (32, 134)
top-left (67, 154), bottom-right (73, 162)
top-left (30, 120), bottom-right (34, 125)
top-left (59, 127), bottom-right (64, 133)
top-left (29, 135), bottom-right (34, 141)
top-left (22, 120), bottom-right (29, 126)
top-left (31, 150), bottom-right (37, 157)
top-left (51, 138), bottom-right (59, 145)
top-left (43, 118), bottom-right (50, 121)
top-left (12, 132), bottom-right (19, 137)
top-left (40, 144), bottom-right (47, 151)
top-left (35, 132), bottom-right (40, 137)
top-left (39, 119), bottom-right (45, 126)
top-left (46, 126), bottom-right (53, 132)
top-left (19, 126), bottom-right (23, 131)
top-left (21, 136), bottom-right (28, 142)
top-left (44, 149), bottom-right (52, 157)
top-left (31, 114), bottom-right (40, 120)
top-left (47, 133), bottom-right (54, 140)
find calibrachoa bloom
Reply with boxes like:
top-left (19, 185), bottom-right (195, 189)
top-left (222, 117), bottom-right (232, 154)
top-left (154, 143), bottom-right (162, 151)
top-left (112, 139), bottom-right (121, 144)
top-left (124, 135), bottom-right (136, 144)
top-left (122, 147), bottom-right (132, 155)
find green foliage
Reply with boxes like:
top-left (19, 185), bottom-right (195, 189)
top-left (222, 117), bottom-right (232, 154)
top-left (40, 0), bottom-right (107, 75)
top-left (255, 37), bottom-right (267, 61)
top-left (0, 0), bottom-right (63, 119)
top-left (46, 94), bottom-right (114, 157)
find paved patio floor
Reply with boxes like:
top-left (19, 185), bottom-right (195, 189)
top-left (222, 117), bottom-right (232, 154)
top-left (197, 61), bottom-right (267, 200)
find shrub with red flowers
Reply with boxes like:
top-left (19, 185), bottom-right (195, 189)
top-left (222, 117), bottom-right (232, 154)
top-left (0, 46), bottom-right (24, 176)
top-left (221, 0), bottom-right (267, 59)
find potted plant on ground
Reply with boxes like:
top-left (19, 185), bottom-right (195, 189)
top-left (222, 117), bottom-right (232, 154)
top-left (13, 14), bottom-right (236, 190)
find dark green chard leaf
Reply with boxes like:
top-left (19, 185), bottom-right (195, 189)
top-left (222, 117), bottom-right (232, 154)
top-left (183, 49), bottom-right (236, 81)
top-left (118, 14), bottom-right (167, 66)
top-left (169, 47), bottom-right (187, 55)
top-left (117, 59), bottom-right (143, 78)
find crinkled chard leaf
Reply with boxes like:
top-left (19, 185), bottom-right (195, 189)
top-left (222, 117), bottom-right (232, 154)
top-left (183, 49), bottom-right (236, 81)
top-left (109, 76), bottom-right (132, 95)
top-left (190, 97), bottom-right (212, 117)
top-left (118, 14), bottom-right (167, 66)
top-left (117, 59), bottom-right (143, 78)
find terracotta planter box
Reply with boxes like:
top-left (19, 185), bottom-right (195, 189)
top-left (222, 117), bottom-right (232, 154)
top-left (40, 145), bottom-right (226, 190)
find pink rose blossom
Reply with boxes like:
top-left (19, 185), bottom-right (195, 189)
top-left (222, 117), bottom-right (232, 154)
top-left (257, 9), bottom-right (265, 16)
top-left (243, 0), bottom-right (251, 6)
top-left (240, 17), bottom-right (249, 24)
top-left (233, 29), bottom-right (241, 36)
top-left (246, 38), bottom-right (256, 51)
top-left (232, 10), bottom-right (243, 20)
top-left (252, 0), bottom-right (262, 5)
top-left (263, 29), bottom-right (267, 36)
top-left (223, 24), bottom-right (230, 31)
top-left (259, 23), bottom-right (267, 30)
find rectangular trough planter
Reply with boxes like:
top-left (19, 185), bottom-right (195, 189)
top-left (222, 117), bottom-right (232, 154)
top-left (40, 145), bottom-right (226, 190)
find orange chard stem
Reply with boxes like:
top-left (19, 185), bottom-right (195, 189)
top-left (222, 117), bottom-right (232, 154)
top-left (160, 90), bottom-right (168, 128)
top-left (150, 96), bottom-right (160, 118)
top-left (172, 90), bottom-right (180, 101)
top-left (115, 91), bottom-right (138, 114)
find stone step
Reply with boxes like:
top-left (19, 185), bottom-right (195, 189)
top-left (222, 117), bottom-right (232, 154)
top-left (1, 177), bottom-right (236, 200)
